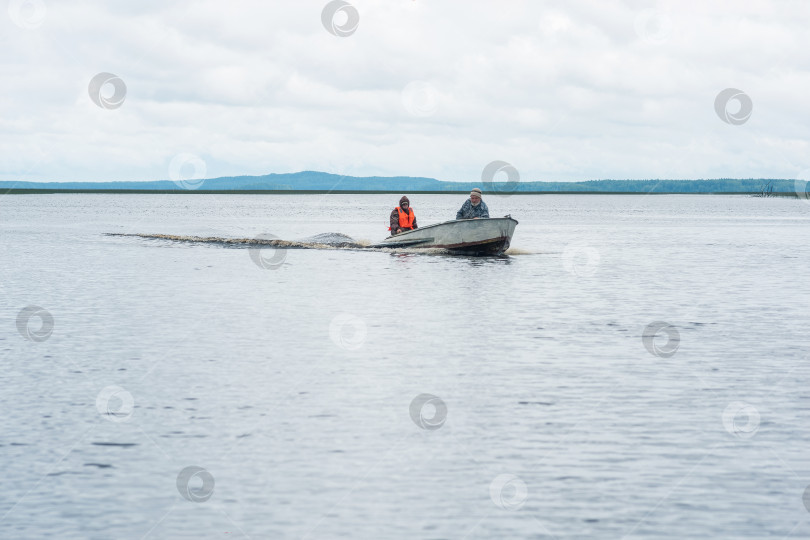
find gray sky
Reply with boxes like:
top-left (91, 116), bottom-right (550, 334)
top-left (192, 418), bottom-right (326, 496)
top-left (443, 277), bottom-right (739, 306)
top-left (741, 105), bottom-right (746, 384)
top-left (2, 0), bottom-right (810, 183)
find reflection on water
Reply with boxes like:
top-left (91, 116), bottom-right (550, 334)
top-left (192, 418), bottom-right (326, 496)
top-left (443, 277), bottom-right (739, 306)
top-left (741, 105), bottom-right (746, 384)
top-left (1, 194), bottom-right (810, 539)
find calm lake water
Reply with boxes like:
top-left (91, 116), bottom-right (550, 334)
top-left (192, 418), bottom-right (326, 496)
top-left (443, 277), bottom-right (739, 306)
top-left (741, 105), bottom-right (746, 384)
top-left (2, 193), bottom-right (810, 539)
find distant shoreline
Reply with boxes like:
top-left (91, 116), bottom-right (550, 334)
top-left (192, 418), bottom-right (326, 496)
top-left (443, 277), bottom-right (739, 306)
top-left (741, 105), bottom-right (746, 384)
top-left (0, 172), bottom-right (800, 195)
top-left (0, 188), bottom-right (800, 196)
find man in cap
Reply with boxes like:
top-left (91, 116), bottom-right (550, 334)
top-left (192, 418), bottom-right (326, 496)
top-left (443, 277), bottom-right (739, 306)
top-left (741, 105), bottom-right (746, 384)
top-left (455, 188), bottom-right (490, 220)
top-left (389, 195), bottom-right (418, 235)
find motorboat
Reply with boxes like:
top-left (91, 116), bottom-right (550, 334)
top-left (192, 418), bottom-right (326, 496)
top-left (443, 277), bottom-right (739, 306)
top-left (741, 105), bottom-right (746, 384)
top-left (371, 216), bottom-right (518, 255)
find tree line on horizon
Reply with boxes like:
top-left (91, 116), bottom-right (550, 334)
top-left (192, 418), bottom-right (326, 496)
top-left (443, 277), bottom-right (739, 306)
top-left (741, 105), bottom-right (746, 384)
top-left (0, 172), bottom-right (801, 194)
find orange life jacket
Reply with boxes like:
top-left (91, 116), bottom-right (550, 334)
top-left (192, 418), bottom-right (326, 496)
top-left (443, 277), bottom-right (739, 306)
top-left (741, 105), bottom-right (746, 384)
top-left (390, 206), bottom-right (415, 230)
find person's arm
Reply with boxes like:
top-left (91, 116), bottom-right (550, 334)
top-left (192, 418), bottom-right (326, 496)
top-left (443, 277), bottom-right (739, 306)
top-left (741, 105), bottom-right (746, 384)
top-left (480, 201), bottom-right (489, 218)
top-left (456, 201), bottom-right (467, 220)
top-left (412, 214), bottom-right (418, 229)
top-left (390, 209), bottom-right (400, 234)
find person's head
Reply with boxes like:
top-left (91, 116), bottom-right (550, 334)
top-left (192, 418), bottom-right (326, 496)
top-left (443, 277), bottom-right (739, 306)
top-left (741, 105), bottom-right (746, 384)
top-left (470, 188), bottom-right (482, 206)
top-left (399, 195), bottom-right (410, 209)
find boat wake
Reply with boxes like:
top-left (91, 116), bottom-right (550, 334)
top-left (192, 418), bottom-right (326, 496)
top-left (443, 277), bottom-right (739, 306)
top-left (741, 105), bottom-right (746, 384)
top-left (106, 232), bottom-right (369, 250)
top-left (503, 247), bottom-right (533, 255)
top-left (105, 232), bottom-right (475, 255)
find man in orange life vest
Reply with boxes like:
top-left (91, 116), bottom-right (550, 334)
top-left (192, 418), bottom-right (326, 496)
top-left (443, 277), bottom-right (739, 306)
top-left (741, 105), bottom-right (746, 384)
top-left (389, 195), bottom-right (418, 235)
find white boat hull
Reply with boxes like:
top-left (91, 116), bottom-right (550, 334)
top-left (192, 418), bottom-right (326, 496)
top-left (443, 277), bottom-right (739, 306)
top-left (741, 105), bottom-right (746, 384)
top-left (373, 216), bottom-right (518, 255)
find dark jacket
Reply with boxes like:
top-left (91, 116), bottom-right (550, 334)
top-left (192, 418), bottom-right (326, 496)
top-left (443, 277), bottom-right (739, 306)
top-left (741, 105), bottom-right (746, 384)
top-left (456, 199), bottom-right (489, 220)
top-left (390, 196), bottom-right (417, 234)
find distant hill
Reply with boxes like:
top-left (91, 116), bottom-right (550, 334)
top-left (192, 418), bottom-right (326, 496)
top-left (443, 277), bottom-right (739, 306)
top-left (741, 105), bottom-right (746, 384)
top-left (0, 171), bottom-right (800, 194)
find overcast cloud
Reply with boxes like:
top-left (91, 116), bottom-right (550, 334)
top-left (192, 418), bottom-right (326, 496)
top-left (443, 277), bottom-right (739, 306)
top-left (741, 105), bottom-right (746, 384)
top-left (2, 0), bottom-right (810, 183)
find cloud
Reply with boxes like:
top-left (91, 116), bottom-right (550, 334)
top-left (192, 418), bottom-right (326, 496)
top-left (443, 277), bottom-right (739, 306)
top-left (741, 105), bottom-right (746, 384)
top-left (1, 0), bottom-right (810, 183)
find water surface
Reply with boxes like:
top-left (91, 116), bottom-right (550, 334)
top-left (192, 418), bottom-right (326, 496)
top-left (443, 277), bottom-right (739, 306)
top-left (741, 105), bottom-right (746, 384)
top-left (1, 194), bottom-right (809, 539)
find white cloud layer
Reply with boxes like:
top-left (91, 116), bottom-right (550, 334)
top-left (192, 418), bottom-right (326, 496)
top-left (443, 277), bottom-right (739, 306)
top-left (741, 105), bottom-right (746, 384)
top-left (2, 0), bottom-right (810, 182)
